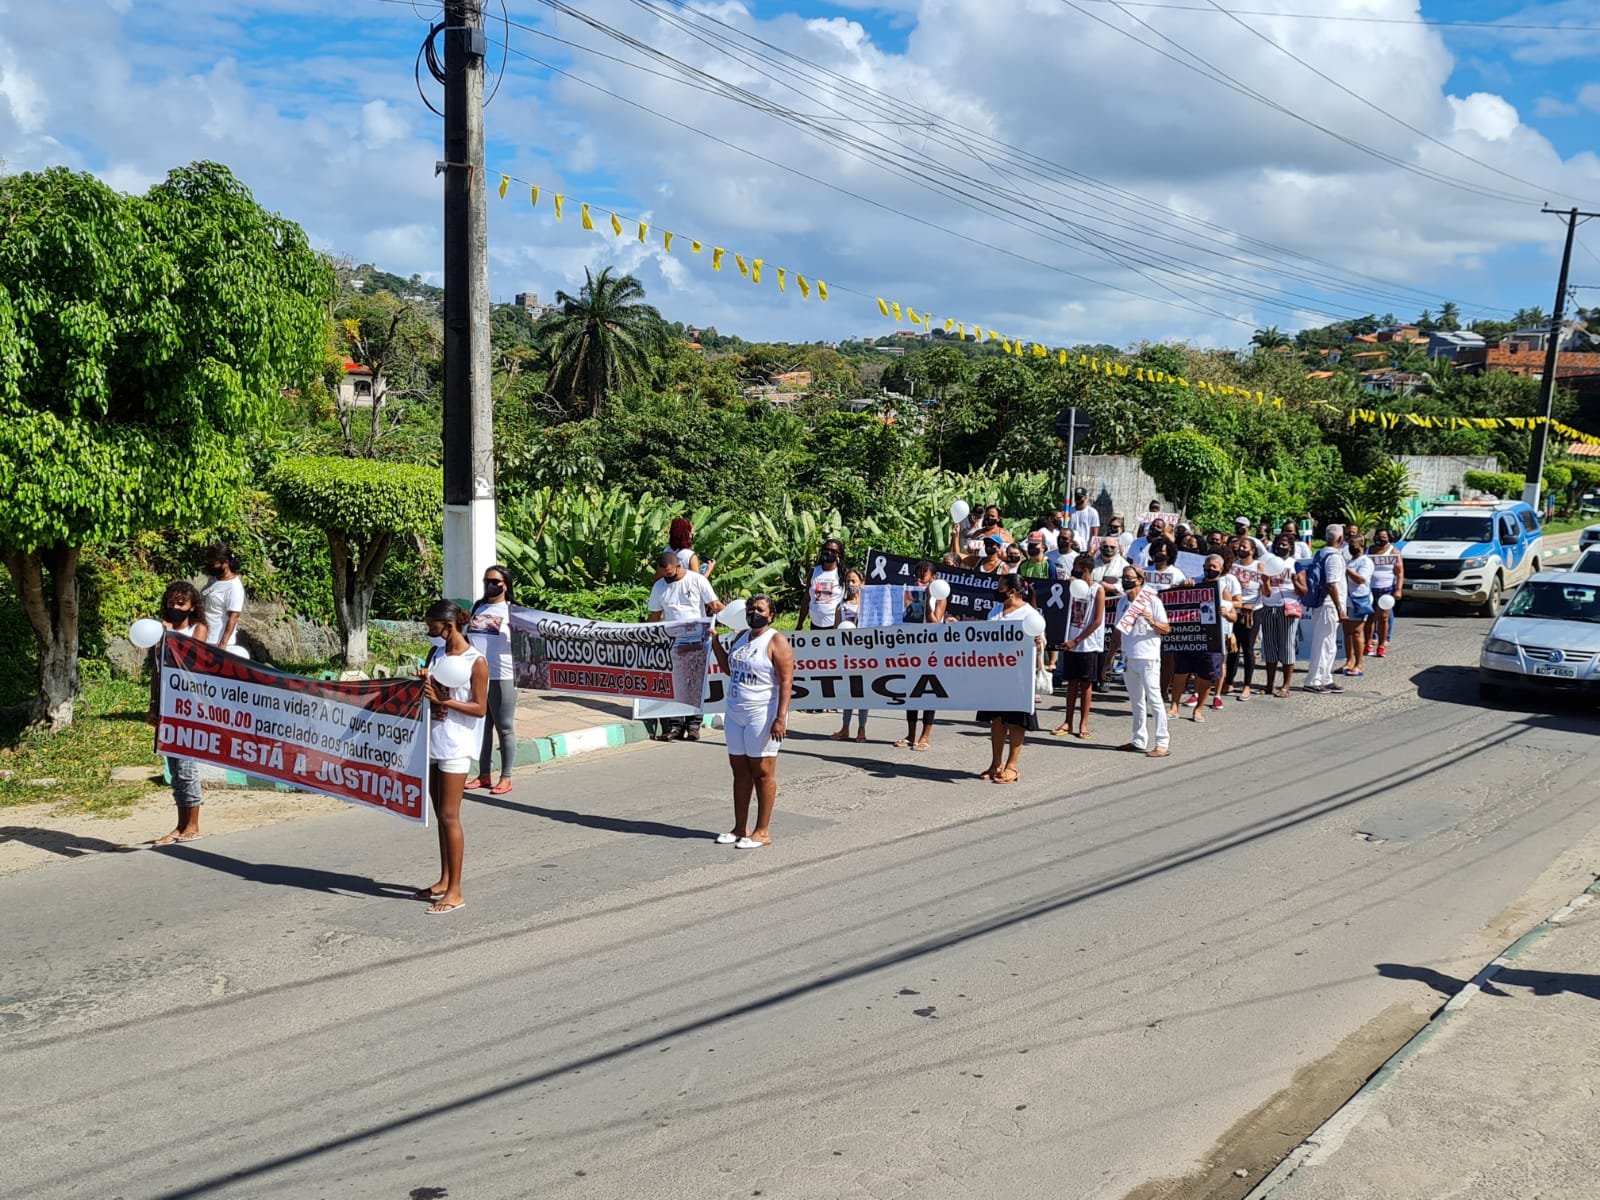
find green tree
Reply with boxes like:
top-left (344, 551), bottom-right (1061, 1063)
top-left (541, 267), bottom-right (666, 418)
top-left (1139, 430), bottom-right (1231, 517)
top-left (334, 291), bottom-right (441, 458)
top-left (0, 163), bottom-right (331, 728)
top-left (1438, 301), bottom-right (1461, 332)
top-left (268, 457), bottom-right (441, 667)
top-left (1251, 326), bottom-right (1291, 350)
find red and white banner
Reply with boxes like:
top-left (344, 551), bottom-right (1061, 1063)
top-left (156, 634), bottom-right (430, 824)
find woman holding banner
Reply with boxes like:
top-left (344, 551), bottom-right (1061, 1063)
top-left (146, 581), bottom-right (210, 845)
top-left (1051, 554), bottom-right (1105, 740)
top-left (712, 596), bottom-right (794, 849)
top-left (896, 561), bottom-right (947, 752)
top-left (831, 568), bottom-right (871, 743)
top-left (980, 576), bottom-right (1045, 784)
top-left (417, 600), bottom-right (489, 915)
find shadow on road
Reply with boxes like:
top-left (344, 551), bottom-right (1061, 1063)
top-left (1410, 665), bottom-right (1600, 719)
top-left (1377, 961), bottom-right (1600, 1002)
top-left (158, 843), bottom-right (416, 898)
top-left (0, 826), bottom-right (141, 860)
top-left (468, 791), bottom-right (714, 841)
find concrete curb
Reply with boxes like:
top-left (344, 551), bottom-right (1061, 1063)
top-left (1244, 874), bottom-right (1600, 1199)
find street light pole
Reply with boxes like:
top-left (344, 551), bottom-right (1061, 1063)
top-left (1522, 206), bottom-right (1599, 510)
top-left (441, 0), bottom-right (496, 603)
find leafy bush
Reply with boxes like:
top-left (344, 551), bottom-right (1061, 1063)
top-left (1352, 460), bottom-right (1416, 531)
top-left (1140, 430), bottom-right (1231, 516)
top-left (1463, 470), bottom-right (1525, 499)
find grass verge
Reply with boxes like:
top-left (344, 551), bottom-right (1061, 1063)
top-left (0, 678), bottom-right (165, 816)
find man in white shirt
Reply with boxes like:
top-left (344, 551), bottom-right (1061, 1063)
top-left (1114, 565), bottom-right (1173, 757)
top-left (647, 550), bottom-right (722, 739)
top-left (1303, 525), bottom-right (1348, 693)
top-left (1066, 488), bottom-right (1101, 549)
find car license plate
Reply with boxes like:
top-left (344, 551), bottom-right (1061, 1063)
top-left (1535, 665), bottom-right (1577, 678)
top-left (1412, 582), bottom-right (1441, 591)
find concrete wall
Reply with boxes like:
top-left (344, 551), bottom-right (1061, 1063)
top-left (1397, 454), bottom-right (1501, 501)
top-left (1071, 455), bottom-right (1170, 530)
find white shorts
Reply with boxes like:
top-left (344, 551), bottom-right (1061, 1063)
top-left (432, 756), bottom-right (473, 775)
top-left (725, 708), bottom-right (781, 758)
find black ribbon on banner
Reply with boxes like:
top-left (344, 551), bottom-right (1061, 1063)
top-left (862, 548), bottom-right (1001, 621)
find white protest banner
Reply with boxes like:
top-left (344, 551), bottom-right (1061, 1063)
top-left (697, 623), bottom-right (1034, 714)
top-left (1138, 511), bottom-right (1181, 532)
top-left (156, 634), bottom-right (430, 823)
top-left (508, 608), bottom-right (709, 704)
top-left (1176, 550), bottom-right (1209, 582)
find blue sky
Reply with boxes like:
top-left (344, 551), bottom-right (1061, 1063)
top-left (3, 0), bottom-right (1598, 348)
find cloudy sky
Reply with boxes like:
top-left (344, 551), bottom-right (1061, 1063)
top-left (3, 0), bottom-right (1599, 348)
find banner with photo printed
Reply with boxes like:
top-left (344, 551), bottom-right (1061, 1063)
top-left (1159, 583), bottom-right (1225, 654)
top-left (861, 548), bottom-right (1000, 622)
top-left (156, 634), bottom-right (430, 823)
top-left (507, 608), bottom-right (711, 705)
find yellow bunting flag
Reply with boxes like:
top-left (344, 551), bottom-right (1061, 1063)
top-left (877, 297), bottom-right (890, 317)
top-left (797, 274), bottom-right (810, 299)
top-left (1032, 343), bottom-right (1046, 358)
top-left (776, 268), bottom-right (786, 292)
top-left (530, 185), bottom-right (539, 208)
top-left (906, 306), bottom-right (920, 324)
top-left (735, 254), bottom-right (749, 278)
top-left (957, 323), bottom-right (966, 339)
top-left (751, 259), bottom-right (763, 284)
top-left (554, 194), bottom-right (564, 221)
top-left (581, 203), bottom-right (595, 231)
top-left (987, 330), bottom-right (1000, 342)
top-left (638, 222), bottom-right (648, 243)
top-left (1059, 350), bottom-right (1068, 365)
top-left (663, 230), bottom-right (674, 252)
top-left (498, 175), bottom-right (509, 199)
top-left (609, 212), bottom-right (623, 237)
top-left (944, 318), bottom-right (954, 333)
top-left (892, 302), bottom-right (903, 321)
top-left (691, 240), bottom-right (702, 253)
top-left (712, 247), bottom-right (725, 271)
top-left (1001, 339), bottom-right (1012, 353)
top-left (817, 280), bottom-right (828, 301)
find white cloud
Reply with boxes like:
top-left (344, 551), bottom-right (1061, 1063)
top-left (359, 99), bottom-right (408, 150)
top-left (1534, 96), bottom-right (1579, 119)
top-left (1580, 83), bottom-right (1600, 114)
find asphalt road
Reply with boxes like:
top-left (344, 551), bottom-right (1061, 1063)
top-left (4, 607), bottom-right (1598, 1200)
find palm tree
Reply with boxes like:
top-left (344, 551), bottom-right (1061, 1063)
top-left (1251, 325), bottom-right (1290, 351)
top-left (541, 267), bottom-right (666, 417)
top-left (1438, 301), bottom-right (1460, 332)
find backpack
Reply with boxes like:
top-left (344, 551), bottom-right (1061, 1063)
top-left (1299, 549), bottom-right (1331, 609)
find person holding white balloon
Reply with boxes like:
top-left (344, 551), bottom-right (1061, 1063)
top-left (1365, 529), bottom-right (1403, 657)
top-left (1051, 554), bottom-right (1105, 740)
top-left (896, 561), bottom-right (949, 751)
top-left (415, 599), bottom-right (488, 915)
top-left (143, 581), bottom-right (210, 845)
top-left (979, 575), bottom-right (1046, 784)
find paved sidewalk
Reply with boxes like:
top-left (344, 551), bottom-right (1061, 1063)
top-left (1255, 879), bottom-right (1600, 1200)
top-left (510, 688), bottom-right (712, 767)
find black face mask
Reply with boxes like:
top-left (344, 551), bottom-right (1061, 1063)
top-left (203, 565), bottom-right (224, 579)
top-left (983, 518), bottom-right (998, 528)
top-left (1203, 568), bottom-right (1221, 580)
top-left (747, 611), bottom-right (771, 630)
top-left (483, 581), bottom-right (505, 597)
top-left (1151, 556), bottom-right (1168, 567)
top-left (164, 607), bottom-right (190, 625)
top-left (820, 552), bottom-right (839, 566)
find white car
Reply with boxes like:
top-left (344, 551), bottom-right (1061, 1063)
top-left (1479, 571), bottom-right (1600, 702)
top-left (1571, 549), bottom-right (1600, 574)
top-left (1581, 523), bottom-right (1600, 551)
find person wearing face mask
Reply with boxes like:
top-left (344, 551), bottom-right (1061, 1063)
top-left (712, 595), bottom-right (794, 849)
top-left (1365, 529), bottom-right (1403, 657)
top-left (146, 581), bottom-right (210, 845)
top-left (1340, 534), bottom-right (1374, 678)
top-left (978, 575), bottom-right (1044, 784)
top-left (896, 561), bottom-right (948, 752)
top-left (831, 568), bottom-right (870, 743)
top-left (801, 539), bottom-right (846, 630)
top-left (1051, 554), bottom-right (1106, 739)
top-left (1258, 533), bottom-right (1306, 698)
top-left (1066, 488), bottom-right (1101, 549)
top-left (416, 599), bottom-right (489, 915)
top-left (980, 505), bottom-right (1014, 545)
top-left (1114, 566), bottom-right (1173, 757)
top-left (198, 542), bottom-right (246, 653)
top-left (1129, 518), bottom-right (1167, 568)
top-left (1221, 538), bottom-right (1264, 701)
top-left (466, 565), bottom-right (519, 792)
top-left (647, 550), bottom-right (724, 741)
top-left (1092, 538), bottom-right (1127, 686)
top-left (1018, 534), bottom-right (1051, 581)
top-left (1172, 554), bottom-right (1237, 720)
top-left (1001, 542), bottom-right (1026, 578)
top-left (974, 534), bottom-right (1007, 577)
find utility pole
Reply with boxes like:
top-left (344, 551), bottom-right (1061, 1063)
top-left (1522, 206), bottom-right (1598, 510)
top-left (441, 0), bottom-right (496, 603)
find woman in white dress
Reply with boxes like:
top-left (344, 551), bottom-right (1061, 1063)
top-left (711, 595), bottom-right (794, 849)
top-left (416, 599), bottom-right (488, 914)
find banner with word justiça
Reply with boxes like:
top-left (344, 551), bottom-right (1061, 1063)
top-left (701, 623), bottom-right (1034, 714)
top-left (862, 548), bottom-right (1001, 622)
top-left (507, 608), bottom-right (710, 704)
top-left (1159, 583), bottom-right (1225, 655)
top-left (156, 634), bottom-right (430, 823)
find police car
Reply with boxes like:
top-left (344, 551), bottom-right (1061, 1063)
top-left (1398, 500), bottom-right (1544, 616)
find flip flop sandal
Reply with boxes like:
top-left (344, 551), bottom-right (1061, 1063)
top-left (992, 769), bottom-right (1020, 785)
top-left (894, 739), bottom-right (913, 749)
top-left (425, 899), bottom-right (466, 915)
top-left (829, 730), bottom-right (852, 740)
top-left (490, 779), bottom-right (514, 795)
top-left (1076, 729), bottom-right (1092, 739)
top-left (175, 832), bottom-right (202, 842)
top-left (912, 740), bottom-right (931, 751)
top-left (413, 888), bottom-right (444, 902)
top-left (1050, 726), bottom-right (1074, 737)
top-left (715, 832), bottom-right (739, 845)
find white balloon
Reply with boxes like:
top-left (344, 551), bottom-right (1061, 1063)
top-left (927, 578), bottom-right (952, 602)
top-left (837, 620), bottom-right (856, 630)
top-left (950, 500), bottom-right (971, 524)
top-left (1069, 579), bottom-right (1092, 601)
top-left (717, 598), bottom-right (749, 632)
top-left (429, 654), bottom-right (473, 690)
top-left (1117, 531), bottom-right (1135, 552)
top-left (225, 644), bottom-right (250, 659)
top-left (128, 618), bottom-right (164, 649)
top-left (1020, 609), bottom-right (1047, 638)
top-left (1257, 553), bottom-right (1286, 576)
top-left (1377, 594), bottom-right (1396, 611)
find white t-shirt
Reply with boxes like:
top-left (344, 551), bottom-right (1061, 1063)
top-left (1292, 541), bottom-right (1313, 562)
top-left (808, 566), bottom-right (843, 627)
top-left (467, 600), bottom-right (513, 680)
top-left (200, 576), bottom-right (245, 647)
top-left (1144, 566), bottom-right (1186, 593)
top-left (1317, 546), bottom-right (1348, 610)
top-left (1116, 592), bottom-right (1168, 662)
top-left (1067, 587), bottom-right (1106, 653)
top-left (1214, 572), bottom-right (1243, 642)
top-left (1230, 562), bottom-right (1264, 606)
top-left (1260, 564), bottom-right (1299, 609)
top-left (649, 572), bottom-right (718, 624)
top-left (1369, 551), bottom-right (1400, 591)
top-left (1347, 553), bottom-right (1374, 600)
top-left (1067, 505), bottom-right (1100, 547)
